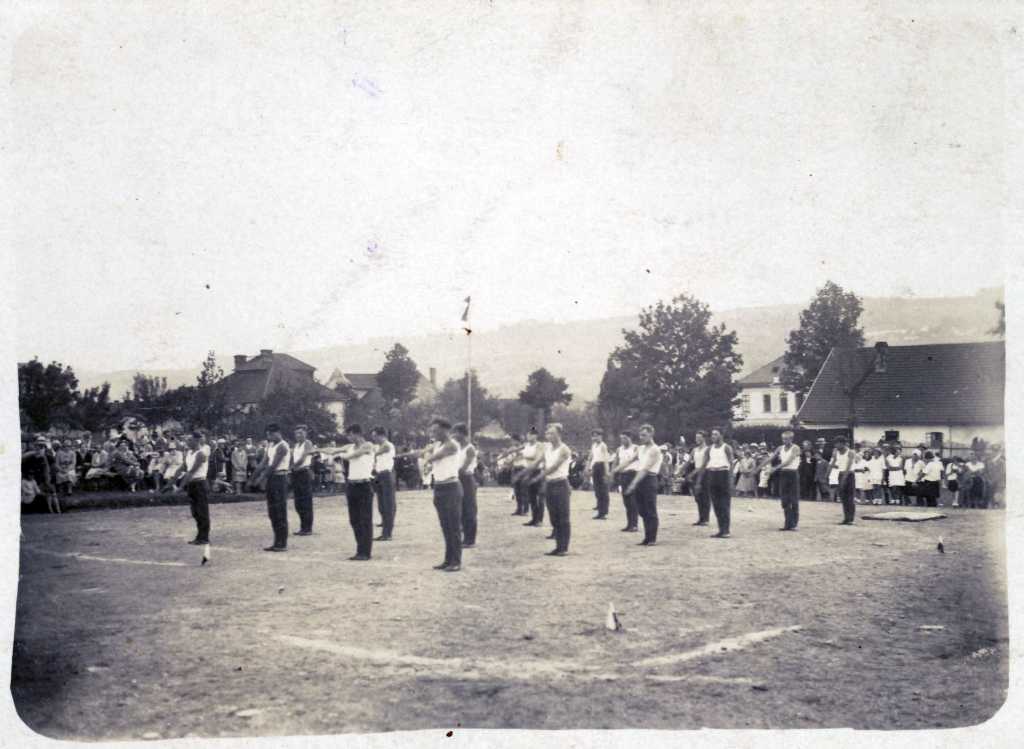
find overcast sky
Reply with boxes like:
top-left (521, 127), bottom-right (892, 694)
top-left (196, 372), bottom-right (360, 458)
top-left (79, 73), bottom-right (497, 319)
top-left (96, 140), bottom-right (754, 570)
top-left (9, 1), bottom-right (1011, 373)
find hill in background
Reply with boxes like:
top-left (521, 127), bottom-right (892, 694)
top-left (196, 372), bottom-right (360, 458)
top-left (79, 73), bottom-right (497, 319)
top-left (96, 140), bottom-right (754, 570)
top-left (77, 288), bottom-right (1003, 404)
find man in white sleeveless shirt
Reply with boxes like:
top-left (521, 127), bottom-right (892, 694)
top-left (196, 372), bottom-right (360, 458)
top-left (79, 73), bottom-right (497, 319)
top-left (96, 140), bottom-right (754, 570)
top-left (290, 425), bottom-right (315, 536)
top-left (337, 424), bottom-right (377, 560)
top-left (704, 428), bottom-right (735, 538)
top-left (423, 418), bottom-right (464, 572)
top-left (770, 430), bottom-right (801, 531)
top-left (586, 429), bottom-right (611, 520)
top-left (829, 435), bottom-right (858, 525)
top-left (531, 423), bottom-right (573, 555)
top-left (175, 431), bottom-right (210, 545)
top-left (453, 423), bottom-right (478, 548)
top-left (250, 424), bottom-right (291, 551)
top-left (370, 427), bottom-right (397, 541)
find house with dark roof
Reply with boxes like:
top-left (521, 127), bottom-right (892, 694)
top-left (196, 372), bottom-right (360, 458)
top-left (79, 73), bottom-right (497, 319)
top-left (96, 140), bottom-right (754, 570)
top-left (733, 355), bottom-right (803, 426)
top-left (222, 349), bottom-right (347, 424)
top-left (795, 340), bottom-right (1005, 452)
top-left (323, 367), bottom-right (438, 405)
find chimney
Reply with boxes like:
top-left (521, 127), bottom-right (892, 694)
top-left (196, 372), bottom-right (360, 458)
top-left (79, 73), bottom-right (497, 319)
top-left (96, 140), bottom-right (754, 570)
top-left (874, 342), bottom-right (889, 373)
top-left (234, 354), bottom-right (247, 369)
top-left (260, 349), bottom-right (273, 357)
top-left (429, 367), bottom-right (437, 388)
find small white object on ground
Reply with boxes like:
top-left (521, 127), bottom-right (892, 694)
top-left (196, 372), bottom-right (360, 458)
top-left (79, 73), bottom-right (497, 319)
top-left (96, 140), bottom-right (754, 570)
top-left (234, 708), bottom-right (263, 718)
top-left (862, 511), bottom-right (947, 522)
top-left (918, 625), bottom-right (946, 631)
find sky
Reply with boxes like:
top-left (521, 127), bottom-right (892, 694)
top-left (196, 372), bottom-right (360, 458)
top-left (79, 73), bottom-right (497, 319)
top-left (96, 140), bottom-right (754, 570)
top-left (8, 0), bottom-right (1013, 373)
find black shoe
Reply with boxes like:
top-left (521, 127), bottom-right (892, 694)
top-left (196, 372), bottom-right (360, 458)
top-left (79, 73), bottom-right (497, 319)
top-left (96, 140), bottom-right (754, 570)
top-left (638, 539), bottom-right (649, 546)
top-left (263, 546), bottom-right (287, 552)
top-left (294, 530), bottom-right (312, 536)
top-left (693, 521), bottom-right (708, 527)
top-left (546, 549), bottom-right (567, 556)
top-left (620, 527), bottom-right (632, 532)
top-left (593, 515), bottom-right (607, 520)
top-left (711, 533), bottom-right (731, 539)
top-left (348, 554), bottom-right (370, 561)
top-left (523, 521), bottom-right (537, 527)
top-left (628, 527), bottom-right (640, 532)
top-left (461, 543), bottom-right (475, 549)
top-left (187, 539), bottom-right (203, 545)
top-left (444, 564), bottom-right (461, 572)
top-left (374, 535), bottom-right (391, 541)
top-left (545, 533), bottom-right (556, 539)
top-left (433, 562), bottom-right (449, 570)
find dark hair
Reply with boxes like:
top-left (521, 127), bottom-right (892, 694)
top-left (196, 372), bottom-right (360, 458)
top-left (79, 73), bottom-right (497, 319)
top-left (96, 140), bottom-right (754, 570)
top-left (591, 428), bottom-right (604, 437)
top-left (266, 423), bottom-right (281, 433)
top-left (695, 430), bottom-right (706, 438)
top-left (345, 424), bottom-right (363, 435)
top-left (924, 450), bottom-right (934, 460)
top-left (452, 422), bottom-right (469, 436)
top-left (190, 431), bottom-right (203, 439)
top-left (431, 417), bottom-right (452, 430)
top-left (619, 430), bottom-right (635, 441)
top-left (510, 433), bottom-right (522, 442)
top-left (528, 427), bottom-right (538, 435)
top-left (295, 424), bottom-right (308, 432)
top-left (370, 427), bottom-right (387, 437)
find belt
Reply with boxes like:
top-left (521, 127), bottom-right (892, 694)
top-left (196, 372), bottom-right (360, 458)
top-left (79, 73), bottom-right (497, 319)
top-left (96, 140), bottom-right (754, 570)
top-left (348, 478), bottom-right (372, 484)
top-left (705, 467), bottom-right (730, 472)
top-left (292, 466), bottom-right (312, 473)
top-left (434, 477), bottom-right (459, 486)
top-left (376, 469), bottom-right (392, 474)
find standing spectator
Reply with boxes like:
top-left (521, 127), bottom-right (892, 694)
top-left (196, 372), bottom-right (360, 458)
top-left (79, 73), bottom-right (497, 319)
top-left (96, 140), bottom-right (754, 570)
top-left (231, 441), bottom-right (249, 494)
top-left (853, 447), bottom-right (871, 504)
top-left (920, 451), bottom-right (943, 508)
top-left (735, 448), bottom-right (757, 497)
top-left (946, 457), bottom-right (963, 507)
top-left (798, 441), bottom-right (817, 500)
top-left (54, 441), bottom-right (78, 497)
top-left (904, 449), bottom-right (925, 506)
top-left (814, 437), bottom-right (832, 501)
top-left (867, 448), bottom-right (886, 505)
top-left (964, 452), bottom-right (988, 509)
top-left (885, 444), bottom-right (906, 505)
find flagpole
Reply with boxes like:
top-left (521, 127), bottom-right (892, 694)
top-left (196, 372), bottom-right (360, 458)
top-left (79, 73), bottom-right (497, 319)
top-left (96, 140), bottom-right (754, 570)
top-left (466, 303), bottom-right (472, 437)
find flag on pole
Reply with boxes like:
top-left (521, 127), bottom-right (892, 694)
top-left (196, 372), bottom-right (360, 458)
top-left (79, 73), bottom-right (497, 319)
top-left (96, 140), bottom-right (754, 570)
top-left (461, 296), bottom-right (472, 323)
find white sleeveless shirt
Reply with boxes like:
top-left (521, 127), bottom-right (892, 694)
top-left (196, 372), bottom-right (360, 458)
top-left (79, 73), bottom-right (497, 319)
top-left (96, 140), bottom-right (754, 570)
top-left (460, 444), bottom-right (478, 474)
top-left (617, 444), bottom-right (639, 472)
top-left (292, 440), bottom-right (312, 470)
top-left (545, 443), bottom-right (570, 480)
top-left (347, 443), bottom-right (375, 481)
top-left (640, 443), bottom-right (664, 475)
top-left (777, 443), bottom-right (799, 470)
top-left (374, 441), bottom-right (395, 472)
top-left (432, 440), bottom-right (461, 483)
top-left (707, 444), bottom-right (730, 469)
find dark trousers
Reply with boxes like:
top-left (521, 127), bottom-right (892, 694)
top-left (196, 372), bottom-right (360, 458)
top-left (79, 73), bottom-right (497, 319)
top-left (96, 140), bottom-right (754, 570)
top-left (816, 479), bottom-right (831, 501)
top-left (619, 471), bottom-right (638, 528)
top-left (346, 481), bottom-right (375, 557)
top-left (778, 470), bottom-right (800, 529)
top-left (546, 478), bottom-right (572, 552)
top-left (693, 475), bottom-right (711, 523)
top-left (266, 473), bottom-right (289, 548)
top-left (635, 474), bottom-right (659, 543)
top-left (528, 478), bottom-right (545, 524)
top-left (374, 470), bottom-right (396, 537)
top-left (838, 473), bottom-right (856, 522)
top-left (460, 472), bottom-right (478, 545)
top-left (292, 468), bottom-right (314, 532)
top-left (186, 479), bottom-right (210, 542)
top-left (434, 480), bottom-right (463, 566)
top-left (592, 463), bottom-right (610, 516)
top-left (513, 476), bottom-right (530, 514)
top-left (706, 470), bottom-right (731, 535)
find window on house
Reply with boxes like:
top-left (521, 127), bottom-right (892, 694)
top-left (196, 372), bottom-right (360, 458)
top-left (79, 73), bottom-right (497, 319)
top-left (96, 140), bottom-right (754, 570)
top-left (779, 394), bottom-right (789, 413)
top-left (762, 394), bottom-right (772, 413)
top-left (741, 393), bottom-right (751, 415)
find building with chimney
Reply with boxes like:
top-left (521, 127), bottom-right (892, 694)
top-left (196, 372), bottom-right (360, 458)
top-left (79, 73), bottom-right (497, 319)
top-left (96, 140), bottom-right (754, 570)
top-left (795, 341), bottom-right (1005, 454)
top-left (221, 349), bottom-right (347, 424)
top-left (734, 355), bottom-right (804, 426)
top-left (323, 367), bottom-right (439, 405)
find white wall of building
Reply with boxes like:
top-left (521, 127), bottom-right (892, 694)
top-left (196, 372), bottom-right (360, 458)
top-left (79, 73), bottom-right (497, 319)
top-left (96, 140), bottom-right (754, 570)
top-left (735, 385), bottom-right (802, 426)
top-left (851, 423), bottom-right (1005, 450)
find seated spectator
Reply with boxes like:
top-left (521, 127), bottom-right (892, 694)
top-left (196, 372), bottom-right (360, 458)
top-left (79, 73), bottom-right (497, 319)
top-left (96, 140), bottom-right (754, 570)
top-left (162, 444), bottom-right (184, 489)
top-left (22, 436), bottom-right (61, 514)
top-left (109, 441), bottom-right (144, 492)
top-left (53, 441), bottom-right (78, 497)
top-left (84, 444), bottom-right (113, 484)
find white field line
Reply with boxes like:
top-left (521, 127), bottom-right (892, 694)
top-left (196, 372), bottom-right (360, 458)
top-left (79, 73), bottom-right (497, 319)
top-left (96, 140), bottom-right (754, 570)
top-left (278, 630), bottom-right (792, 684)
top-left (637, 625), bottom-right (803, 668)
top-left (22, 545), bottom-right (189, 568)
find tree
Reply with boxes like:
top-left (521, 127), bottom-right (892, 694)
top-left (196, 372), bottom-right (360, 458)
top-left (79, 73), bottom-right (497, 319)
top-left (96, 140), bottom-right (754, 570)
top-left (236, 380), bottom-right (340, 442)
top-left (596, 355), bottom-right (644, 438)
top-left (377, 343), bottom-right (421, 409)
top-left (125, 373), bottom-right (168, 403)
top-left (781, 281), bottom-right (865, 397)
top-left (550, 402), bottom-right (600, 450)
top-left (18, 358), bottom-right (79, 431)
top-left (436, 370), bottom-right (501, 426)
top-left (612, 293), bottom-right (743, 437)
top-left (518, 368), bottom-right (572, 427)
top-left (67, 383), bottom-right (115, 432)
top-left (991, 300), bottom-right (1005, 337)
top-left (191, 351), bottom-right (227, 430)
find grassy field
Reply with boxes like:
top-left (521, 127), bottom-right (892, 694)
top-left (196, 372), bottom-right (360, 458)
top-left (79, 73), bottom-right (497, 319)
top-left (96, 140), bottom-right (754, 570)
top-left (11, 487), bottom-right (1008, 739)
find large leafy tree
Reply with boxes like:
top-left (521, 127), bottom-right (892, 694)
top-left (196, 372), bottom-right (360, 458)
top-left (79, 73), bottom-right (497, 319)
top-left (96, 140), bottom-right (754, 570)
top-left (190, 350), bottom-right (227, 429)
top-left (125, 373), bottom-right (168, 403)
top-left (518, 368), bottom-right (572, 426)
top-left (436, 370), bottom-right (500, 427)
top-left (67, 383), bottom-right (116, 432)
top-left (781, 281), bottom-right (865, 396)
top-left (612, 293), bottom-right (743, 437)
top-left (18, 358), bottom-right (79, 431)
top-left (596, 355), bottom-right (644, 438)
top-left (237, 380), bottom-right (340, 441)
top-left (377, 343), bottom-right (422, 409)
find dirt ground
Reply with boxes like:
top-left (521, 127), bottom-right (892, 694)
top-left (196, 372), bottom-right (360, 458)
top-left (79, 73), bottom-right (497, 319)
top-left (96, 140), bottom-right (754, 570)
top-left (11, 487), bottom-right (1008, 739)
